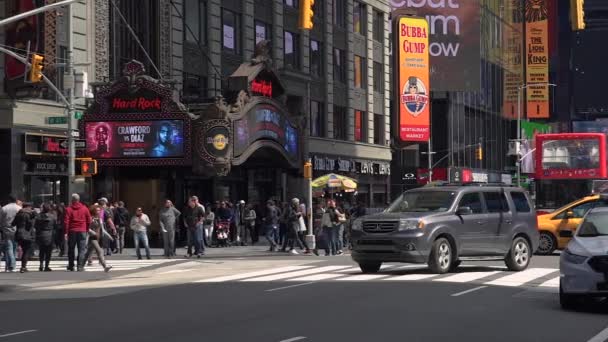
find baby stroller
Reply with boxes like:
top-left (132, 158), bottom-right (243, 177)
top-left (215, 220), bottom-right (231, 247)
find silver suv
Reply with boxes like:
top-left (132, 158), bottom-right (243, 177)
top-left (351, 184), bottom-right (540, 274)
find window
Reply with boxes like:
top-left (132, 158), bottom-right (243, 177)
top-left (333, 0), bottom-right (346, 28)
top-left (284, 0), bottom-right (298, 7)
top-left (222, 9), bottom-right (240, 53)
top-left (184, 0), bottom-right (206, 45)
top-left (458, 193), bottom-right (483, 214)
top-left (484, 192), bottom-right (509, 213)
top-left (310, 100), bottom-right (325, 137)
top-left (373, 10), bottom-right (383, 42)
top-left (255, 21), bottom-right (272, 45)
top-left (355, 110), bottom-right (366, 142)
top-left (373, 62), bottom-right (383, 93)
top-left (386, 191), bottom-right (456, 213)
top-left (354, 55), bottom-right (366, 88)
top-left (554, 201), bottom-right (596, 220)
top-left (310, 40), bottom-right (322, 77)
top-left (333, 105), bottom-right (347, 140)
top-left (333, 48), bottom-right (346, 83)
top-left (284, 31), bottom-right (300, 69)
top-left (511, 192), bottom-right (531, 213)
top-left (373, 113), bottom-right (384, 145)
top-left (182, 73), bottom-right (207, 103)
top-left (354, 2), bottom-right (366, 34)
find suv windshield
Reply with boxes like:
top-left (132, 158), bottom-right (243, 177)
top-left (386, 191), bottom-right (456, 213)
top-left (578, 213), bottom-right (608, 237)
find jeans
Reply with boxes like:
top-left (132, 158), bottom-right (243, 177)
top-left (283, 225), bottom-right (304, 251)
top-left (3, 239), bottom-right (16, 271)
top-left (196, 224), bottom-right (205, 252)
top-left (323, 227), bottom-right (338, 255)
top-left (133, 231), bottom-right (151, 259)
top-left (82, 239), bottom-right (107, 268)
top-left (187, 228), bottom-right (202, 256)
top-left (116, 226), bottom-right (126, 254)
top-left (265, 225), bottom-right (278, 248)
top-left (203, 225), bottom-right (214, 247)
top-left (163, 229), bottom-right (175, 257)
top-left (337, 224), bottom-right (345, 251)
top-left (68, 232), bottom-right (87, 270)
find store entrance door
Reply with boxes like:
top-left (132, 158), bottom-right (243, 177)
top-left (119, 178), bottom-right (161, 245)
top-left (26, 176), bottom-right (67, 206)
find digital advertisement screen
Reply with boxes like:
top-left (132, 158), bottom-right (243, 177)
top-left (85, 120), bottom-right (184, 159)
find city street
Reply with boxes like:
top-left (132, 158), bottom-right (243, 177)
top-left (0, 251), bottom-right (607, 342)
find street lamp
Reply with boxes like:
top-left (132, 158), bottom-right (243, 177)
top-left (516, 83), bottom-right (557, 187)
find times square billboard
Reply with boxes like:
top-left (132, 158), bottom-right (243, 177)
top-left (390, 0), bottom-right (480, 91)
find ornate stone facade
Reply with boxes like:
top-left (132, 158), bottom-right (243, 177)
top-left (94, 0), bottom-right (109, 82)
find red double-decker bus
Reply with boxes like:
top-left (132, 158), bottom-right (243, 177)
top-left (535, 133), bottom-right (607, 208)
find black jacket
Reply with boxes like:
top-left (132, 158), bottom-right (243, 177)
top-left (14, 208), bottom-right (36, 242)
top-left (114, 207), bottom-right (130, 227)
top-left (34, 212), bottom-right (56, 246)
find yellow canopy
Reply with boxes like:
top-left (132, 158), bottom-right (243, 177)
top-left (311, 173), bottom-right (358, 191)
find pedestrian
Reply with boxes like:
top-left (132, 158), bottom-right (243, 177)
top-left (279, 202), bottom-right (289, 246)
top-left (235, 200), bottom-right (246, 246)
top-left (322, 199), bottom-right (339, 256)
top-left (13, 202), bottom-right (36, 273)
top-left (54, 203), bottom-right (66, 257)
top-left (113, 201), bottom-right (129, 254)
top-left (130, 207), bottom-right (151, 260)
top-left (192, 196), bottom-right (206, 252)
top-left (264, 200), bottom-right (280, 251)
top-left (34, 203), bottom-right (56, 272)
top-left (64, 193), bottom-right (92, 271)
top-left (97, 198), bottom-right (116, 256)
top-left (81, 205), bottom-right (112, 272)
top-left (335, 204), bottom-right (347, 255)
top-left (1, 195), bottom-right (22, 272)
top-left (298, 200), bottom-right (311, 254)
top-left (241, 203), bottom-right (256, 246)
top-left (312, 201), bottom-right (326, 256)
top-left (159, 199), bottom-right (180, 258)
top-left (182, 197), bottom-right (205, 257)
top-left (203, 207), bottom-right (215, 248)
top-left (284, 198), bottom-right (305, 255)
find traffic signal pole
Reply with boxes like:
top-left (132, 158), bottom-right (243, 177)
top-left (66, 3), bottom-right (76, 197)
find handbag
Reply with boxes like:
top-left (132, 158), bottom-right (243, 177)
top-left (298, 216), bottom-right (307, 232)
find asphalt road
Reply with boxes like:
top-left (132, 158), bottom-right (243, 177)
top-left (1, 254), bottom-right (607, 342)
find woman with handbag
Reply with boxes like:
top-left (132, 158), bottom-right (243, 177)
top-left (81, 205), bottom-right (112, 272)
top-left (13, 203), bottom-right (36, 273)
top-left (34, 203), bottom-right (57, 271)
top-left (284, 198), bottom-right (305, 255)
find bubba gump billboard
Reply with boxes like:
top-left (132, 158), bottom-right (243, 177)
top-left (394, 16), bottom-right (431, 143)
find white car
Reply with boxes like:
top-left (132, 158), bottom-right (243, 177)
top-left (559, 207), bottom-right (608, 309)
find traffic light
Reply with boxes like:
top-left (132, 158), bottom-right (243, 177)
top-left (299, 0), bottom-right (315, 30)
top-left (476, 144), bottom-right (483, 161)
top-left (571, 0), bottom-right (585, 31)
top-left (304, 160), bottom-right (312, 179)
top-left (78, 159), bottom-right (97, 176)
top-left (28, 53), bottom-right (44, 83)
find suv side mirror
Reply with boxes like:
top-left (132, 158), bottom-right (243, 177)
top-left (456, 206), bottom-right (473, 216)
top-left (559, 230), bottom-right (574, 238)
top-left (565, 211), bottom-right (575, 219)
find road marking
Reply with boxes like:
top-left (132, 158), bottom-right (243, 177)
top-left (336, 274), bottom-right (389, 281)
top-left (484, 268), bottom-right (557, 287)
top-left (157, 269), bottom-right (197, 275)
top-left (334, 267), bottom-right (361, 273)
top-left (384, 274), bottom-right (438, 281)
top-left (242, 266), bottom-right (349, 282)
top-left (538, 276), bottom-right (560, 287)
top-left (194, 266), bottom-right (313, 283)
top-left (434, 271), bottom-right (500, 283)
top-left (265, 282), bottom-right (315, 292)
top-left (0, 330), bottom-right (37, 338)
top-left (451, 286), bottom-right (487, 297)
top-left (279, 336), bottom-right (307, 342)
top-left (587, 326), bottom-right (608, 342)
top-left (286, 273), bottom-right (346, 282)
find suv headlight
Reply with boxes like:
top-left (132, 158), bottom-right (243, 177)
top-left (352, 219), bottom-right (363, 231)
top-left (563, 248), bottom-right (587, 264)
top-left (398, 220), bottom-right (423, 231)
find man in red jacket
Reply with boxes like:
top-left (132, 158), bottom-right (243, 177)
top-left (64, 193), bottom-right (91, 271)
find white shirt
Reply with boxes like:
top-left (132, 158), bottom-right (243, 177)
top-left (130, 214), bottom-right (151, 233)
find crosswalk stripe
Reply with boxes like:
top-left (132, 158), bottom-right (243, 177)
top-left (286, 273), bottom-right (347, 282)
top-left (538, 276), bottom-right (560, 287)
top-left (433, 271), bottom-right (501, 283)
top-left (194, 266), bottom-right (314, 283)
top-left (484, 268), bottom-right (557, 287)
top-left (334, 267), bottom-right (361, 273)
top-left (242, 266), bottom-right (350, 282)
top-left (384, 274), bottom-right (438, 281)
top-left (336, 274), bottom-right (389, 281)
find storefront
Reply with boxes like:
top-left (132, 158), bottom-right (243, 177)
top-left (311, 154), bottom-right (391, 209)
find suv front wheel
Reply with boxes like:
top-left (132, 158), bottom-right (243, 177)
top-left (505, 237), bottom-right (531, 271)
top-left (428, 237), bottom-right (453, 274)
top-left (359, 262), bottom-right (382, 274)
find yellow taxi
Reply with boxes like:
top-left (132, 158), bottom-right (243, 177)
top-left (536, 194), bottom-right (607, 255)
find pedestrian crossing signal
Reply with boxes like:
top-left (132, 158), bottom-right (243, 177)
top-left (79, 159), bottom-right (97, 176)
top-left (29, 53), bottom-right (44, 83)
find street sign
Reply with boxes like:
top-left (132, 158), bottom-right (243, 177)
top-left (47, 116), bottom-right (67, 124)
top-left (74, 111), bottom-right (83, 120)
top-left (59, 139), bottom-right (86, 150)
top-left (71, 130), bottom-right (79, 138)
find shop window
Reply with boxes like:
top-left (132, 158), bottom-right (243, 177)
top-left (333, 0), bottom-right (346, 28)
top-left (333, 48), bottom-right (346, 84)
top-left (184, 0), bottom-right (206, 45)
top-left (373, 10), bottom-right (383, 42)
top-left (310, 100), bottom-right (325, 137)
top-left (310, 39), bottom-right (322, 77)
top-left (222, 9), bottom-right (240, 54)
top-left (354, 55), bottom-right (366, 88)
top-left (355, 110), bottom-right (367, 142)
top-left (354, 1), bottom-right (366, 35)
top-left (373, 113), bottom-right (384, 145)
top-left (182, 73), bottom-right (208, 103)
top-left (373, 61), bottom-right (383, 93)
top-left (284, 31), bottom-right (300, 70)
top-left (255, 21), bottom-right (272, 45)
top-left (333, 105), bottom-right (347, 140)
top-left (284, 0), bottom-right (298, 8)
